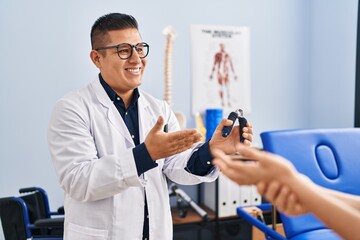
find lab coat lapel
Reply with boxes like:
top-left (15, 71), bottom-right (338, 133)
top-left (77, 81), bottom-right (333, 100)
top-left (138, 93), bottom-right (157, 143)
top-left (90, 80), bottom-right (134, 145)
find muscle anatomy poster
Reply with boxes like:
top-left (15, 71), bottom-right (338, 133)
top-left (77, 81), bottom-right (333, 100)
top-left (191, 25), bottom-right (251, 115)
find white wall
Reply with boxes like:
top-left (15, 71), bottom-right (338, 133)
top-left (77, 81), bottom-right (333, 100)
top-left (0, 0), bottom-right (357, 230)
top-left (309, 0), bottom-right (357, 127)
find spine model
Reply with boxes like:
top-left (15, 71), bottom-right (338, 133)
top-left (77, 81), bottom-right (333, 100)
top-left (162, 26), bottom-right (177, 106)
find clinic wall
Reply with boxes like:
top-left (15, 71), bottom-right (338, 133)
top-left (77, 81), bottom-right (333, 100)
top-left (308, 0), bottom-right (357, 127)
top-left (0, 0), bottom-right (357, 227)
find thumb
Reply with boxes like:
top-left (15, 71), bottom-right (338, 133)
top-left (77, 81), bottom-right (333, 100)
top-left (151, 116), bottom-right (165, 133)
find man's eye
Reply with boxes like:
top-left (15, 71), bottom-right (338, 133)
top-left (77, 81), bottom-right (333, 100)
top-left (118, 49), bottom-right (130, 54)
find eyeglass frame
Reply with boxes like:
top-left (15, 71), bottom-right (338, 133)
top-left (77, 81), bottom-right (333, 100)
top-left (95, 42), bottom-right (150, 60)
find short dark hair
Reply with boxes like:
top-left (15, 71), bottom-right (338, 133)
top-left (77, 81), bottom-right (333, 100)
top-left (90, 13), bottom-right (139, 50)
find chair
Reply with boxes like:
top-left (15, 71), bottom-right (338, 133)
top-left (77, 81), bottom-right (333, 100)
top-left (18, 187), bottom-right (64, 236)
top-left (237, 128), bottom-right (360, 240)
top-left (19, 187), bottom-right (64, 219)
top-left (0, 196), bottom-right (63, 240)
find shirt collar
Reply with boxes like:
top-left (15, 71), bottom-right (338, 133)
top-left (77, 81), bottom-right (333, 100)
top-left (99, 73), bottom-right (140, 106)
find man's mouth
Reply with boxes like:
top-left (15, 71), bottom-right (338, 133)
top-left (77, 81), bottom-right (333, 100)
top-left (125, 67), bottom-right (141, 73)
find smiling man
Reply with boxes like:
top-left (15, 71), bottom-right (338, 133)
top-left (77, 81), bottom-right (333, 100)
top-left (47, 13), bottom-right (253, 240)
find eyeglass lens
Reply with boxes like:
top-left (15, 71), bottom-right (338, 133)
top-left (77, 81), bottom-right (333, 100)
top-left (117, 43), bottom-right (149, 59)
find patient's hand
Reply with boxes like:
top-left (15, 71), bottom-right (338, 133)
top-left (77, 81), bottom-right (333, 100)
top-left (257, 181), bottom-right (308, 216)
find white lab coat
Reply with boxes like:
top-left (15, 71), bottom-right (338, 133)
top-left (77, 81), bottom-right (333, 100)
top-left (47, 78), bottom-right (219, 240)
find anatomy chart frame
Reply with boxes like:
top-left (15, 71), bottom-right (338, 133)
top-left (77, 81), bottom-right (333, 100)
top-left (191, 25), bottom-right (251, 116)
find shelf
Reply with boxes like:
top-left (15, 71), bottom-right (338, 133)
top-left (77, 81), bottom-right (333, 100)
top-left (172, 204), bottom-right (216, 225)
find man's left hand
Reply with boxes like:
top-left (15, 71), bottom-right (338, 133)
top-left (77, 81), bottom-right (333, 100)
top-left (209, 118), bottom-right (253, 155)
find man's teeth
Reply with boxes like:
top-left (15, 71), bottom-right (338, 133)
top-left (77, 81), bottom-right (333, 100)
top-left (127, 68), bottom-right (140, 72)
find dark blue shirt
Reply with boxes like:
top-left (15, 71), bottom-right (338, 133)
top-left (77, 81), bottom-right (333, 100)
top-left (100, 74), bottom-right (157, 175)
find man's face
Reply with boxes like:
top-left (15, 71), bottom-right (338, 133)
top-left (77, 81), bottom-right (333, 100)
top-left (94, 28), bottom-right (147, 95)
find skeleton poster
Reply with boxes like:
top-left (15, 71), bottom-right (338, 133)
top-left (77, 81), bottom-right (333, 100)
top-left (190, 25), bottom-right (251, 116)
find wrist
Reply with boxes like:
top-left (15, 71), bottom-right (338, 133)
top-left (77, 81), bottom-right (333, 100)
top-left (208, 139), bottom-right (215, 157)
top-left (278, 163), bottom-right (298, 185)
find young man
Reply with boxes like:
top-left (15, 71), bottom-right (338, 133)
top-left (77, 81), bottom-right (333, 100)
top-left (212, 144), bottom-right (360, 240)
top-left (47, 13), bottom-right (253, 240)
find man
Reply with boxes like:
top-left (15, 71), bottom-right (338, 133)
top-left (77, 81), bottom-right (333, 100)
top-left (47, 13), bottom-right (253, 240)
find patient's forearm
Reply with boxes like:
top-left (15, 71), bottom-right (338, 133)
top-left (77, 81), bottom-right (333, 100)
top-left (287, 175), bottom-right (360, 240)
top-left (321, 187), bottom-right (360, 211)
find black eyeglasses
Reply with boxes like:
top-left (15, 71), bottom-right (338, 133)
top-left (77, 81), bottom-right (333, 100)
top-left (95, 42), bottom-right (149, 60)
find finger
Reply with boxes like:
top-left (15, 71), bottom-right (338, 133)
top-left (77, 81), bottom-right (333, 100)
top-left (233, 143), bottom-right (257, 161)
top-left (235, 145), bottom-right (272, 164)
top-left (172, 131), bottom-right (202, 147)
top-left (166, 142), bottom-right (194, 155)
top-left (212, 158), bottom-right (228, 171)
top-left (212, 149), bottom-right (232, 163)
top-left (263, 181), bottom-right (281, 203)
top-left (234, 143), bottom-right (254, 157)
top-left (240, 125), bottom-right (252, 140)
top-left (241, 127), bottom-right (249, 133)
top-left (173, 134), bottom-right (198, 148)
top-left (151, 116), bottom-right (164, 133)
top-left (188, 131), bottom-right (202, 142)
top-left (165, 131), bottom-right (195, 148)
top-left (283, 193), bottom-right (298, 216)
top-left (215, 118), bottom-right (234, 133)
top-left (273, 186), bottom-right (290, 212)
top-left (223, 117), bottom-right (236, 126)
top-left (243, 139), bottom-right (252, 146)
top-left (242, 132), bottom-right (253, 143)
top-left (212, 150), bottom-right (232, 170)
top-left (256, 181), bottom-right (267, 195)
top-left (169, 131), bottom-right (203, 153)
top-left (173, 145), bottom-right (192, 154)
top-left (212, 148), bottom-right (226, 158)
top-left (213, 153), bottom-right (260, 185)
top-left (244, 122), bottom-right (253, 134)
top-left (294, 202), bottom-right (306, 215)
top-left (220, 166), bottom-right (242, 183)
top-left (283, 193), bottom-right (305, 216)
top-left (174, 137), bottom-right (197, 150)
top-left (212, 150), bottom-right (234, 169)
top-left (171, 129), bottom-right (198, 140)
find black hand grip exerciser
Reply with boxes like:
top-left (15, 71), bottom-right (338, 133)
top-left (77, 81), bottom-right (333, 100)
top-left (238, 114), bottom-right (248, 143)
top-left (222, 109), bottom-right (247, 142)
top-left (222, 111), bottom-right (239, 137)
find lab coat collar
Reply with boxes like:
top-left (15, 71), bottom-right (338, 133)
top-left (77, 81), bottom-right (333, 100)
top-left (90, 78), bottom-right (134, 145)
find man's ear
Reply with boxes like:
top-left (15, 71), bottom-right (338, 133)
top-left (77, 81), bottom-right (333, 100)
top-left (90, 50), bottom-right (102, 68)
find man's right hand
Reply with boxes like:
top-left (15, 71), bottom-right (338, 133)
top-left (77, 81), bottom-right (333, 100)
top-left (144, 116), bottom-right (202, 160)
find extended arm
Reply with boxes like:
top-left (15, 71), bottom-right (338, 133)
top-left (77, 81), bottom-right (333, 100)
top-left (320, 185), bottom-right (360, 211)
top-left (212, 144), bottom-right (360, 240)
top-left (272, 173), bottom-right (360, 240)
